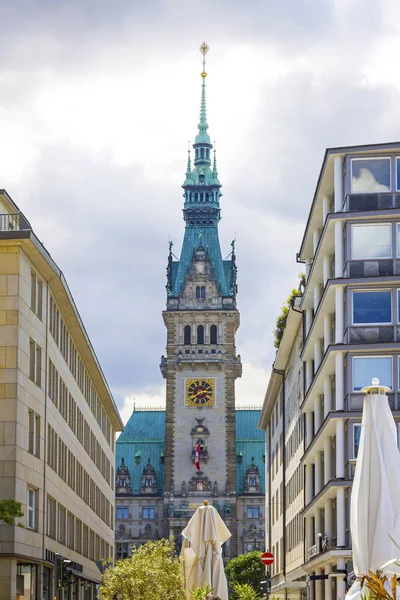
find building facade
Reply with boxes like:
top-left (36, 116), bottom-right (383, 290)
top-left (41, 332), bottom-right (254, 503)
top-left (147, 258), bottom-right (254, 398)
top-left (114, 46), bottom-right (265, 560)
top-left (0, 192), bottom-right (123, 600)
top-left (259, 142), bottom-right (400, 600)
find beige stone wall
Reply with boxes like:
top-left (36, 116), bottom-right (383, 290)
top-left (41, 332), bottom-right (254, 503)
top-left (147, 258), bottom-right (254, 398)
top-left (0, 235), bottom-right (119, 596)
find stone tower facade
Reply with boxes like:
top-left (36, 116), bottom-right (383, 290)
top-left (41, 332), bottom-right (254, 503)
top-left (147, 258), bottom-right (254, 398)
top-left (160, 43), bottom-right (242, 558)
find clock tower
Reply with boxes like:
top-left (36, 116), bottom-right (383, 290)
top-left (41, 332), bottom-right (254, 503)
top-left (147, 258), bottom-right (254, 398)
top-left (160, 43), bottom-right (242, 558)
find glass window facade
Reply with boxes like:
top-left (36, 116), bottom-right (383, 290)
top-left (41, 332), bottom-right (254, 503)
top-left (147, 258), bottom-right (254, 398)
top-left (353, 356), bottom-right (392, 391)
top-left (352, 224), bottom-right (392, 259)
top-left (353, 424), bottom-right (361, 458)
top-left (351, 158), bottom-right (391, 193)
top-left (352, 290), bottom-right (392, 324)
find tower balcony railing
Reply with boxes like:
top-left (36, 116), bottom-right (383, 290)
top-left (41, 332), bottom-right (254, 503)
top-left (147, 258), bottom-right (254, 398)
top-left (177, 345), bottom-right (225, 360)
top-left (0, 213), bottom-right (31, 232)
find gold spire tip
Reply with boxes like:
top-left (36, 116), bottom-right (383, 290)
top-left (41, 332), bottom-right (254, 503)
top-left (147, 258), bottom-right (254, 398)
top-left (200, 42), bottom-right (209, 78)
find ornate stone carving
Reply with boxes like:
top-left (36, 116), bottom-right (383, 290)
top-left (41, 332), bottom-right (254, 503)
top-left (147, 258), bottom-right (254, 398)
top-left (140, 458), bottom-right (158, 494)
top-left (188, 471), bottom-right (212, 492)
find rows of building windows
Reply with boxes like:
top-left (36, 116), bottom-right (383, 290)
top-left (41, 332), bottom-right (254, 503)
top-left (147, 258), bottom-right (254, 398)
top-left (352, 354), bottom-right (400, 391)
top-left (271, 434), bottom-right (283, 480)
top-left (47, 424), bottom-right (114, 529)
top-left (285, 465), bottom-right (304, 507)
top-left (28, 409), bottom-right (40, 458)
top-left (271, 483), bottom-right (283, 526)
top-left (350, 289), bottom-right (400, 325)
top-left (48, 359), bottom-right (113, 487)
top-left (271, 538), bottom-right (283, 576)
top-left (286, 513), bottom-right (304, 552)
top-left (350, 222), bottom-right (400, 259)
top-left (116, 505), bottom-right (156, 519)
top-left (285, 419), bottom-right (304, 465)
top-left (270, 395), bottom-right (283, 437)
top-left (183, 324), bottom-right (218, 345)
top-left (246, 505), bottom-right (259, 519)
top-left (46, 495), bottom-right (113, 560)
top-left (48, 295), bottom-right (113, 447)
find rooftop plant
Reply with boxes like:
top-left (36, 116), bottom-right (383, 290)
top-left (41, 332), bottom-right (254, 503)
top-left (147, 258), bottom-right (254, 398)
top-left (273, 273), bottom-right (305, 349)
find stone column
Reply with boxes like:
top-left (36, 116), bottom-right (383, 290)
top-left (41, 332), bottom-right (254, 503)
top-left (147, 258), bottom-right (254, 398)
top-left (335, 286), bottom-right (344, 343)
top-left (324, 498), bottom-right (333, 540)
top-left (336, 488), bottom-right (346, 546)
top-left (313, 229), bottom-right (320, 254)
top-left (334, 155), bottom-right (343, 212)
top-left (315, 451), bottom-right (322, 494)
top-left (325, 563), bottom-right (333, 600)
top-left (337, 557), bottom-right (347, 599)
top-left (314, 397), bottom-right (322, 432)
top-left (305, 464), bottom-right (313, 504)
top-left (314, 285), bottom-right (321, 313)
top-left (315, 567), bottom-right (323, 600)
top-left (305, 308), bottom-right (313, 337)
top-left (306, 360), bottom-right (313, 391)
top-left (334, 222), bottom-right (344, 278)
top-left (323, 254), bottom-right (331, 286)
top-left (306, 412), bottom-right (313, 449)
top-left (335, 352), bottom-right (344, 411)
top-left (322, 194), bottom-right (330, 223)
top-left (323, 375), bottom-right (332, 417)
top-left (324, 437), bottom-right (331, 484)
top-left (323, 314), bottom-right (331, 352)
top-left (336, 419), bottom-right (345, 479)
top-left (314, 341), bottom-right (322, 373)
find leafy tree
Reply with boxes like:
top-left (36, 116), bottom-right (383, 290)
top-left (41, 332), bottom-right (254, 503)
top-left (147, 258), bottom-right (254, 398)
top-left (225, 552), bottom-right (264, 600)
top-left (98, 538), bottom-right (185, 600)
top-left (0, 499), bottom-right (24, 526)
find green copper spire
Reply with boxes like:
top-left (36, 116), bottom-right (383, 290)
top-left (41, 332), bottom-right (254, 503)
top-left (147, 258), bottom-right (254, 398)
top-left (212, 144), bottom-right (218, 176)
top-left (194, 42), bottom-right (212, 163)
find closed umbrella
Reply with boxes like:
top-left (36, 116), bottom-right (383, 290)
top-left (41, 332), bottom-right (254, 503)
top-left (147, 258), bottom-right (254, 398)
top-left (347, 378), bottom-right (400, 600)
top-left (180, 500), bottom-right (231, 600)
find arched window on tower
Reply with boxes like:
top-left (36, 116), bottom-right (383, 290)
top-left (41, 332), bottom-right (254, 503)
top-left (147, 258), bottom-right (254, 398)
top-left (210, 325), bottom-right (217, 345)
top-left (201, 286), bottom-right (206, 299)
top-left (196, 286), bottom-right (201, 299)
top-left (197, 325), bottom-right (204, 345)
top-left (200, 148), bottom-right (205, 159)
top-left (184, 325), bottom-right (191, 345)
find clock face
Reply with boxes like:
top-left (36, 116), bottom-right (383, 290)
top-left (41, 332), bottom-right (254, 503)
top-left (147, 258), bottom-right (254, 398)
top-left (185, 378), bottom-right (215, 407)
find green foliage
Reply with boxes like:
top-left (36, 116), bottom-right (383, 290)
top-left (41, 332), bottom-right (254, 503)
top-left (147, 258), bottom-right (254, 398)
top-left (225, 552), bottom-right (264, 600)
top-left (233, 582), bottom-right (260, 600)
top-left (273, 273), bottom-right (304, 349)
top-left (0, 499), bottom-right (24, 526)
top-left (98, 538), bottom-right (185, 600)
top-left (189, 585), bottom-right (221, 599)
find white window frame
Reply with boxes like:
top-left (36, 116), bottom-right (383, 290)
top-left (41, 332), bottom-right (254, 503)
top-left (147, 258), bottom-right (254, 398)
top-left (350, 156), bottom-right (392, 194)
top-left (352, 355), bottom-right (393, 392)
top-left (395, 158), bottom-right (400, 192)
top-left (351, 223), bottom-right (392, 260)
top-left (27, 487), bottom-right (36, 530)
top-left (351, 289), bottom-right (393, 326)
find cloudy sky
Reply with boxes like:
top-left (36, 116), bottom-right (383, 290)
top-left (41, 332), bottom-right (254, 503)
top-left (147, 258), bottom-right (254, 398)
top-left (2, 0), bottom-right (400, 424)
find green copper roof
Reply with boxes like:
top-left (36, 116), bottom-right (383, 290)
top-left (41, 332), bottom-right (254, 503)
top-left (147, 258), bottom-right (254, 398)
top-left (235, 410), bottom-right (265, 495)
top-left (116, 410), bottom-right (165, 495)
top-left (116, 409), bottom-right (264, 496)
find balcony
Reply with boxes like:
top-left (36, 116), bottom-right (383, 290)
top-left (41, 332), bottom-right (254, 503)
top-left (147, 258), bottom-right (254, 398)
top-left (345, 259), bottom-right (396, 278)
top-left (0, 212), bottom-right (31, 233)
top-left (345, 325), bottom-right (396, 345)
top-left (345, 192), bottom-right (400, 212)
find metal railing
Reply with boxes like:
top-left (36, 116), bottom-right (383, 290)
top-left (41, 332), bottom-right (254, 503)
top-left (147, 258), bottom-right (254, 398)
top-left (0, 213), bottom-right (31, 232)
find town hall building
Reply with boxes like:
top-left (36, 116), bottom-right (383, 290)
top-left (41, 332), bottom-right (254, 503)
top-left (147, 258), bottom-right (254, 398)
top-left (115, 44), bottom-right (265, 560)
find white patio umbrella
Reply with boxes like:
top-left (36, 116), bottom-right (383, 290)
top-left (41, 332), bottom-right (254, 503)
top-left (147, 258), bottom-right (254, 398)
top-left (347, 378), bottom-right (400, 600)
top-left (180, 500), bottom-right (231, 600)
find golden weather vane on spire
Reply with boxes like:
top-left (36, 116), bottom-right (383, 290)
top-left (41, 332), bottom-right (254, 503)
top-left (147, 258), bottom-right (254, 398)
top-left (200, 41), bottom-right (209, 78)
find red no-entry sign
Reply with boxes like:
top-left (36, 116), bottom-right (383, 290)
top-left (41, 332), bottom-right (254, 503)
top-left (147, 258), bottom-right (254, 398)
top-left (260, 552), bottom-right (274, 566)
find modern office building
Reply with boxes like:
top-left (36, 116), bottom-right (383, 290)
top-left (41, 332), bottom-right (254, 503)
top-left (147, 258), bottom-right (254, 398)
top-left (259, 142), bottom-right (400, 599)
top-left (0, 192), bottom-right (123, 600)
top-left (114, 45), bottom-right (265, 560)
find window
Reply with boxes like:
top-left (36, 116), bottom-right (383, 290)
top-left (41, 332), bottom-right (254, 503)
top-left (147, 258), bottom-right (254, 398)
top-left (196, 286), bottom-right (200, 299)
top-left (353, 424), bottom-right (362, 459)
top-left (30, 271), bottom-right (43, 320)
top-left (210, 325), bottom-right (217, 344)
top-left (197, 325), bottom-right (204, 345)
top-left (29, 339), bottom-right (42, 387)
top-left (201, 286), bottom-right (205, 299)
top-left (116, 506), bottom-right (122, 519)
top-left (246, 506), bottom-right (259, 518)
top-left (149, 506), bottom-right (155, 519)
top-left (145, 478), bottom-right (152, 487)
top-left (142, 506), bottom-right (148, 519)
top-left (28, 410), bottom-right (40, 457)
top-left (352, 291), bottom-right (392, 324)
top-left (353, 356), bottom-right (392, 391)
top-left (47, 495), bottom-right (56, 539)
top-left (67, 512), bottom-right (74, 549)
top-left (352, 224), bottom-right (392, 259)
top-left (75, 519), bottom-right (82, 554)
top-left (184, 325), bottom-right (191, 345)
top-left (351, 157), bottom-right (391, 193)
top-left (123, 506), bottom-right (129, 519)
top-left (27, 487), bottom-right (37, 530)
top-left (58, 504), bottom-right (66, 545)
